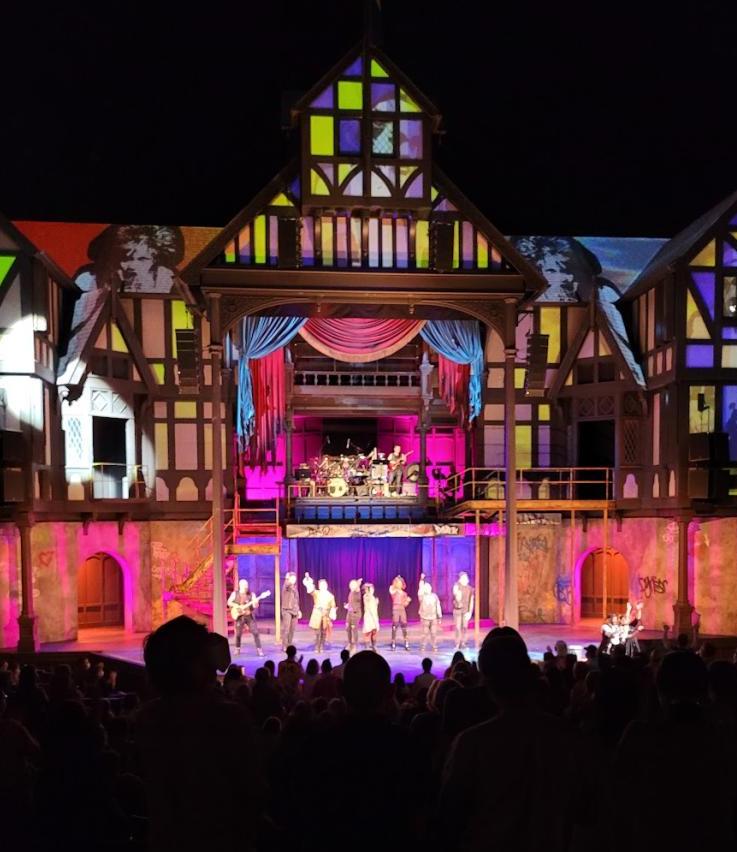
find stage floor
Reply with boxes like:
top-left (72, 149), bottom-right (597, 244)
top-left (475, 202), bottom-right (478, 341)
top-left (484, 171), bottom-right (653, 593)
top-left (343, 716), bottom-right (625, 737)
top-left (41, 620), bottom-right (663, 680)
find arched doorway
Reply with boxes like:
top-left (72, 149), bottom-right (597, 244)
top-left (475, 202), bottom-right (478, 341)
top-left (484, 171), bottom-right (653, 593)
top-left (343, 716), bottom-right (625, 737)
top-left (580, 549), bottom-right (629, 618)
top-left (78, 553), bottom-right (124, 628)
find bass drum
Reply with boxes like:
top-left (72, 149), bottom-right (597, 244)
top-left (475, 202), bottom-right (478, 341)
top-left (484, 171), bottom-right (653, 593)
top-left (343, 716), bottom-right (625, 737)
top-left (327, 477), bottom-right (348, 497)
top-left (405, 463), bottom-right (420, 483)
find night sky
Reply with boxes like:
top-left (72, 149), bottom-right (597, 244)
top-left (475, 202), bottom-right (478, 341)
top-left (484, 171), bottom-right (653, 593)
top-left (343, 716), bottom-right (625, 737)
top-left (4, 1), bottom-right (737, 236)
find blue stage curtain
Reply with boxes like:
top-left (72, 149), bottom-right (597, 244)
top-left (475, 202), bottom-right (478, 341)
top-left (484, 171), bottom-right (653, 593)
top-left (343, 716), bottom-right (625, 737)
top-left (237, 316), bottom-right (306, 448)
top-left (420, 320), bottom-right (484, 421)
top-left (296, 538), bottom-right (422, 619)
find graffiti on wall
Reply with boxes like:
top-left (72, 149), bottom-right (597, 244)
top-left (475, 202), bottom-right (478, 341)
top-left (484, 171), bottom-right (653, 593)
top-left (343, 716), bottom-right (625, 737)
top-left (638, 575), bottom-right (668, 598)
top-left (553, 575), bottom-right (572, 605)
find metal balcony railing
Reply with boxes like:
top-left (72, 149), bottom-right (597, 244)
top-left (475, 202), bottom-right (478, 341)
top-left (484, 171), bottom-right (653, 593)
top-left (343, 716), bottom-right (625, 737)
top-left (293, 370), bottom-right (420, 389)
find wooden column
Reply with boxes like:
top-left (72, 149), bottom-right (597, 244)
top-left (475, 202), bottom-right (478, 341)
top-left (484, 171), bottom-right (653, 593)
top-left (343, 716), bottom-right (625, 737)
top-left (16, 511), bottom-right (37, 653)
top-left (673, 515), bottom-right (694, 634)
top-left (274, 551), bottom-right (281, 648)
top-left (503, 299), bottom-right (519, 629)
top-left (209, 294), bottom-right (227, 638)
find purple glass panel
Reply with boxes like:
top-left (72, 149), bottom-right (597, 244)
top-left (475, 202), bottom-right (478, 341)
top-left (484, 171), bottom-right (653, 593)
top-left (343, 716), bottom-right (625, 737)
top-left (301, 217), bottom-right (314, 266)
top-left (723, 386), bottom-right (737, 459)
top-left (371, 83), bottom-right (395, 112)
top-left (269, 215), bottom-right (278, 264)
top-left (378, 164), bottom-right (396, 186)
top-left (725, 327), bottom-right (737, 340)
top-left (289, 176), bottom-right (301, 200)
top-left (724, 240), bottom-right (737, 267)
top-left (399, 120), bottom-right (423, 158)
top-left (405, 173), bottom-right (423, 198)
top-left (343, 172), bottom-right (364, 196)
top-left (462, 221), bottom-right (474, 269)
top-left (692, 271), bottom-right (716, 319)
top-left (686, 344), bottom-right (714, 368)
top-left (396, 219), bottom-right (409, 268)
top-left (434, 197), bottom-right (457, 212)
top-left (730, 213), bottom-right (737, 226)
top-left (310, 87), bottom-right (333, 109)
top-left (344, 57), bottom-right (362, 76)
top-left (339, 119), bottom-right (361, 154)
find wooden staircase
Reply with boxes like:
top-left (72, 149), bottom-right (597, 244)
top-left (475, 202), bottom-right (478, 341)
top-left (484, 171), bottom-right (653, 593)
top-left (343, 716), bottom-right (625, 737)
top-left (165, 493), bottom-right (281, 624)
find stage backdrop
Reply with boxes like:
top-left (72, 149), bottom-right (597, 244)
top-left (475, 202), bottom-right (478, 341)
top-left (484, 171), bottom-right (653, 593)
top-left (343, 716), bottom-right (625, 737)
top-left (296, 538), bottom-right (422, 619)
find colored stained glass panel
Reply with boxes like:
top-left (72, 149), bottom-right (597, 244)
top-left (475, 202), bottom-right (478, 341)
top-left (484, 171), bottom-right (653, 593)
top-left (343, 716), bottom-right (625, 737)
top-left (338, 81), bottom-right (363, 110)
top-left (301, 217), bottom-right (314, 266)
top-left (310, 87), bottom-right (333, 109)
top-left (724, 327), bottom-right (737, 340)
top-left (310, 116), bottom-right (334, 155)
top-left (539, 307), bottom-right (561, 362)
top-left (321, 217), bottom-right (334, 266)
top-left (344, 57), bottom-right (362, 76)
top-left (689, 385), bottom-right (715, 433)
top-left (399, 166), bottom-right (416, 188)
top-left (371, 83), bottom-right (395, 111)
top-left (372, 121), bottom-right (394, 155)
top-left (405, 173), bottom-right (423, 198)
top-left (336, 217), bottom-right (348, 267)
top-left (310, 169), bottom-right (330, 196)
top-left (724, 240), bottom-right (737, 267)
top-left (381, 218), bottom-right (393, 268)
top-left (690, 239), bottom-right (715, 267)
top-left (686, 290), bottom-right (710, 338)
top-left (723, 346), bottom-right (737, 368)
top-left (416, 221), bottom-right (429, 268)
top-left (691, 271), bottom-right (715, 319)
top-left (396, 219), bottom-right (408, 268)
top-left (350, 218), bottom-right (362, 267)
top-left (399, 89), bottom-right (421, 112)
top-left (270, 193), bottom-right (293, 207)
top-left (269, 216), bottom-right (278, 264)
top-left (254, 215), bottom-right (266, 264)
top-left (224, 240), bottom-right (235, 263)
top-left (339, 119), bottom-right (361, 154)
top-left (338, 163), bottom-right (354, 184)
top-left (399, 120), bottom-right (423, 158)
top-left (370, 59), bottom-right (388, 77)
top-left (368, 218), bottom-right (379, 268)
top-left (378, 165), bottom-right (396, 186)
top-left (515, 425), bottom-right (532, 468)
top-left (685, 344), bottom-right (713, 368)
top-left (343, 171), bottom-right (364, 196)
top-left (724, 276), bottom-right (737, 318)
top-left (462, 221), bottom-right (474, 269)
top-left (723, 386), bottom-right (737, 459)
top-left (0, 255), bottom-right (15, 285)
top-left (370, 170), bottom-right (391, 197)
top-left (477, 234), bottom-right (489, 269)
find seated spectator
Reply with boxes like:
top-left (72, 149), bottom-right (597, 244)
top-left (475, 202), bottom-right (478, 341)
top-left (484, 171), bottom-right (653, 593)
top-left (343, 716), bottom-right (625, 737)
top-left (413, 657), bottom-right (437, 694)
top-left (312, 659), bottom-right (341, 701)
top-left (277, 646), bottom-right (304, 704)
top-left (251, 666), bottom-right (284, 724)
top-left (393, 672), bottom-right (410, 704)
top-left (222, 663), bottom-right (245, 699)
top-left (332, 648), bottom-right (350, 680)
top-left (47, 663), bottom-right (83, 704)
top-left (301, 658), bottom-right (319, 700)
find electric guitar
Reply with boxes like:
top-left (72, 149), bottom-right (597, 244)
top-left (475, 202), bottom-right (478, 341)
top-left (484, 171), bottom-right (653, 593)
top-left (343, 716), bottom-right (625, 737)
top-left (388, 450), bottom-right (413, 471)
top-left (229, 590), bottom-right (271, 620)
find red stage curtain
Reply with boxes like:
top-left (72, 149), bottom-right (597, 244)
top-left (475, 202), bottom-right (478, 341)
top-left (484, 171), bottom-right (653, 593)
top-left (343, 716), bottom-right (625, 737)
top-left (245, 348), bottom-right (286, 469)
top-left (299, 317), bottom-right (425, 362)
top-left (439, 355), bottom-right (470, 420)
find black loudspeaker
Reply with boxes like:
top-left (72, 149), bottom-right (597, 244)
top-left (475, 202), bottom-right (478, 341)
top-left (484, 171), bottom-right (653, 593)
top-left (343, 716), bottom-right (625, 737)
top-left (688, 432), bottom-right (729, 463)
top-left (688, 467), bottom-right (730, 500)
top-left (175, 329), bottom-right (200, 393)
top-left (431, 221), bottom-right (455, 271)
top-left (0, 430), bottom-right (26, 464)
top-left (278, 218), bottom-right (299, 268)
top-left (525, 333), bottom-right (549, 397)
top-left (0, 467), bottom-right (25, 502)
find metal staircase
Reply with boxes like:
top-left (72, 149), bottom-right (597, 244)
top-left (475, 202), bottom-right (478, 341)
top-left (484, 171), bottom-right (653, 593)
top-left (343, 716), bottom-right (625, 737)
top-left (165, 493), bottom-right (281, 624)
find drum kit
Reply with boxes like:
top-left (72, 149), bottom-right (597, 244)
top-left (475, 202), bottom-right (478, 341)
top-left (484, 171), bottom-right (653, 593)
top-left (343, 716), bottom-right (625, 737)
top-left (304, 450), bottom-right (421, 498)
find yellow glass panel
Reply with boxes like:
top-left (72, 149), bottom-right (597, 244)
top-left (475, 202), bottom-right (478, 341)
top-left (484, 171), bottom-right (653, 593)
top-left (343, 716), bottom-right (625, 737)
top-left (174, 401), bottom-right (197, 418)
top-left (690, 239), bottom-right (715, 267)
top-left (321, 216), bottom-right (334, 265)
top-left (310, 115), bottom-right (334, 155)
top-left (151, 362), bottom-right (165, 384)
top-left (723, 346), bottom-right (737, 368)
top-left (689, 385), bottom-right (715, 433)
top-left (338, 80), bottom-right (362, 110)
top-left (254, 214), bottom-right (266, 264)
top-left (269, 193), bottom-right (293, 207)
top-left (514, 368), bottom-right (526, 389)
top-left (539, 307), bottom-right (561, 362)
top-left (538, 404), bottom-right (550, 421)
top-left (111, 324), bottom-right (127, 353)
top-left (598, 331), bottom-right (611, 356)
top-left (686, 290), bottom-right (710, 339)
top-left (477, 234), bottom-right (489, 269)
top-left (95, 326), bottom-right (108, 349)
top-left (338, 163), bottom-right (353, 184)
top-left (416, 220), bottom-right (429, 268)
top-left (171, 300), bottom-right (190, 355)
top-left (370, 58), bottom-right (389, 78)
top-left (431, 186), bottom-right (439, 201)
top-left (515, 425), bottom-right (532, 468)
top-left (453, 221), bottom-right (460, 269)
top-left (564, 369), bottom-right (573, 386)
top-left (399, 89), bottom-right (421, 112)
top-left (310, 169), bottom-right (330, 196)
top-left (155, 423), bottom-right (168, 470)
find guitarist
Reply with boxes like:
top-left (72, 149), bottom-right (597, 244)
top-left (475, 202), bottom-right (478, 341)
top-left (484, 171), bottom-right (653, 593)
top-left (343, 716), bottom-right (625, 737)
top-left (227, 578), bottom-right (264, 657)
top-left (387, 444), bottom-right (409, 495)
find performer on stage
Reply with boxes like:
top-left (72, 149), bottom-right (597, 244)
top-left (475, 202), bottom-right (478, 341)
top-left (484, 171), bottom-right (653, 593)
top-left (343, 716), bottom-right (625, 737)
top-left (389, 575), bottom-right (411, 651)
top-left (281, 572), bottom-right (301, 650)
top-left (600, 613), bottom-right (620, 654)
top-left (362, 582), bottom-right (380, 651)
top-left (387, 444), bottom-right (409, 495)
top-left (452, 571), bottom-right (475, 649)
top-left (227, 578), bottom-right (264, 656)
top-left (623, 600), bottom-right (645, 656)
top-left (303, 572), bottom-right (337, 654)
top-left (344, 578), bottom-right (363, 653)
top-left (417, 573), bottom-right (442, 653)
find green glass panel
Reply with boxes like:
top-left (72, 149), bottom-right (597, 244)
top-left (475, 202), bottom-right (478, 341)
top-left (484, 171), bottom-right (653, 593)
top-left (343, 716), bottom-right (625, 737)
top-left (431, 186), bottom-right (439, 201)
top-left (416, 221), bottom-right (429, 268)
top-left (477, 234), bottom-right (489, 269)
top-left (338, 81), bottom-right (363, 110)
top-left (310, 169), bottom-right (330, 196)
top-left (0, 255), bottom-right (15, 286)
top-left (370, 58), bottom-right (389, 77)
top-left (399, 165), bottom-right (416, 188)
top-left (310, 115), bottom-right (334, 155)
top-left (338, 163), bottom-right (354, 184)
top-left (399, 89), bottom-right (421, 112)
top-left (224, 241), bottom-right (235, 263)
top-left (151, 362), bottom-right (166, 384)
top-left (254, 214), bottom-right (267, 263)
top-left (453, 221), bottom-right (460, 269)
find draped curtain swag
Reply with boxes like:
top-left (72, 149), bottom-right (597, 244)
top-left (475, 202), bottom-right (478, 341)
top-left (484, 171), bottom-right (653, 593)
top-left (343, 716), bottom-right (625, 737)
top-left (419, 320), bottom-right (484, 421)
top-left (299, 318), bottom-right (426, 363)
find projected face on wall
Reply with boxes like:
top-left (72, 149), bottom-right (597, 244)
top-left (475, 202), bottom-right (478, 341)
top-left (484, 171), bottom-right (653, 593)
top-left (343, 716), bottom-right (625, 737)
top-left (74, 225), bottom-right (185, 294)
top-left (511, 236), bottom-right (603, 303)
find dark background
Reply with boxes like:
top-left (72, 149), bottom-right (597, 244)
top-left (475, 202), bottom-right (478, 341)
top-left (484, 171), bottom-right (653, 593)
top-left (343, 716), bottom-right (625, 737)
top-left (4, 1), bottom-right (737, 236)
